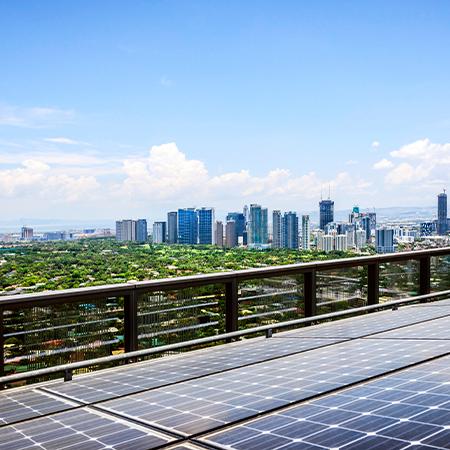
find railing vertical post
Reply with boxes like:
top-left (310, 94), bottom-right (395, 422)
top-left (367, 263), bottom-right (379, 306)
top-left (304, 271), bottom-right (317, 318)
top-left (124, 290), bottom-right (138, 353)
top-left (0, 308), bottom-right (4, 380)
top-left (419, 256), bottom-right (431, 299)
top-left (225, 278), bottom-right (239, 334)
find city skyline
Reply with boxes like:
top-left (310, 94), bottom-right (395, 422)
top-left (1, 2), bottom-right (450, 219)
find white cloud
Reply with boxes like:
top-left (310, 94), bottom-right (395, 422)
top-left (119, 143), bottom-right (372, 206)
top-left (383, 138), bottom-right (450, 187)
top-left (44, 137), bottom-right (80, 145)
top-left (0, 159), bottom-right (98, 201)
top-left (0, 104), bottom-right (74, 128)
top-left (373, 158), bottom-right (394, 170)
top-left (160, 76), bottom-right (174, 88)
top-left (372, 141), bottom-right (380, 149)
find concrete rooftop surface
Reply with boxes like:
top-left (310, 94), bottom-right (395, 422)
top-left (2, 299), bottom-right (450, 449)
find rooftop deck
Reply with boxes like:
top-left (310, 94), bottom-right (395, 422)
top-left (2, 297), bottom-right (450, 449)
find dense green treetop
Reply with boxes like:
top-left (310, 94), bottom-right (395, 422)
top-left (0, 238), bottom-right (363, 294)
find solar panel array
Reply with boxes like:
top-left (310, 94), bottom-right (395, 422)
top-left (2, 300), bottom-right (450, 449)
top-left (96, 338), bottom-right (450, 436)
top-left (42, 336), bottom-right (344, 403)
top-left (273, 304), bottom-right (450, 339)
top-left (201, 355), bottom-right (450, 449)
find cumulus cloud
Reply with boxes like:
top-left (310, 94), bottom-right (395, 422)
top-left (384, 138), bottom-right (450, 186)
top-left (373, 158), bottom-right (394, 170)
top-left (0, 159), bottom-right (99, 202)
top-left (119, 143), bottom-right (372, 205)
top-left (0, 104), bottom-right (74, 128)
top-left (372, 141), bottom-right (380, 149)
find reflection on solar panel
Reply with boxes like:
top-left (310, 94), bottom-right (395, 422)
top-left (0, 389), bottom-right (76, 426)
top-left (364, 315), bottom-right (450, 340)
top-left (273, 305), bottom-right (450, 339)
top-left (96, 338), bottom-right (450, 436)
top-left (42, 337), bottom-right (343, 403)
top-left (0, 408), bottom-right (175, 450)
top-left (201, 355), bottom-right (450, 450)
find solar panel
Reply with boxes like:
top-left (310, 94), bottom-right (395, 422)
top-left (0, 388), bottom-right (77, 426)
top-left (96, 337), bottom-right (450, 437)
top-left (201, 354), bottom-right (450, 450)
top-left (42, 337), bottom-right (344, 404)
top-left (0, 407), bottom-right (176, 450)
top-left (273, 305), bottom-right (450, 339)
top-left (364, 315), bottom-right (450, 340)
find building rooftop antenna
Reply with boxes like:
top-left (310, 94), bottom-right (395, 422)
top-left (328, 184), bottom-right (331, 200)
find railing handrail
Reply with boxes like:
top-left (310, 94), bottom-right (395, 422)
top-left (0, 247), bottom-right (449, 308)
top-left (1, 289), bottom-right (450, 385)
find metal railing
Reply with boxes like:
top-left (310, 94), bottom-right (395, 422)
top-left (1, 247), bottom-right (449, 385)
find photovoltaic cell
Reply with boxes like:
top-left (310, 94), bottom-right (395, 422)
top-left (0, 388), bottom-right (76, 426)
top-left (273, 305), bottom-right (450, 339)
top-left (0, 407), bottom-right (175, 450)
top-left (201, 354), bottom-right (450, 450)
top-left (364, 315), bottom-right (450, 340)
top-left (96, 337), bottom-right (450, 437)
top-left (42, 337), bottom-right (344, 403)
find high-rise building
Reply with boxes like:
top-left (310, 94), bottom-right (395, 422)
top-left (136, 219), bottom-right (148, 242)
top-left (152, 221), bottom-right (166, 243)
top-left (282, 212), bottom-right (299, 249)
top-left (21, 226), bottom-right (33, 240)
top-left (197, 207), bottom-right (215, 245)
top-left (225, 220), bottom-right (238, 248)
top-left (272, 210), bottom-right (282, 248)
top-left (438, 191), bottom-right (448, 235)
top-left (319, 199), bottom-right (334, 230)
top-left (317, 232), bottom-right (347, 253)
top-left (215, 221), bottom-right (223, 247)
top-left (359, 216), bottom-right (371, 241)
top-left (167, 212), bottom-right (178, 244)
top-left (420, 222), bottom-right (435, 237)
top-left (376, 228), bottom-right (395, 253)
top-left (355, 229), bottom-right (366, 250)
top-left (115, 220), bottom-right (136, 241)
top-left (178, 208), bottom-right (198, 244)
top-left (226, 212), bottom-right (246, 237)
top-left (248, 204), bottom-right (268, 245)
top-left (301, 215), bottom-right (310, 250)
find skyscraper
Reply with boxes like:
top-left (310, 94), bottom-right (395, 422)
top-left (136, 219), bottom-right (148, 242)
top-left (319, 199), bottom-right (334, 230)
top-left (438, 191), bottom-right (448, 235)
top-left (178, 208), bottom-right (198, 244)
top-left (167, 211), bottom-right (178, 244)
top-left (152, 221), bottom-right (166, 243)
top-left (197, 207), bottom-right (215, 245)
top-left (272, 210), bottom-right (282, 248)
top-left (226, 212), bottom-right (246, 237)
top-left (282, 212), bottom-right (299, 249)
top-left (301, 215), bottom-right (310, 250)
top-left (21, 226), bottom-right (33, 240)
top-left (215, 221), bottom-right (223, 247)
top-left (248, 204), bottom-right (268, 246)
top-left (225, 220), bottom-right (238, 248)
top-left (115, 220), bottom-right (136, 241)
top-left (376, 228), bottom-right (395, 253)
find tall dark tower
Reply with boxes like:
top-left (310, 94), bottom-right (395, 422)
top-left (319, 199), bottom-right (334, 230)
top-left (437, 190), bottom-right (448, 235)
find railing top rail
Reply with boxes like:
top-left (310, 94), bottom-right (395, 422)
top-left (0, 247), bottom-right (449, 308)
top-left (1, 289), bottom-right (450, 385)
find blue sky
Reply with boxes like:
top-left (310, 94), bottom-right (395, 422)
top-left (0, 1), bottom-right (449, 221)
